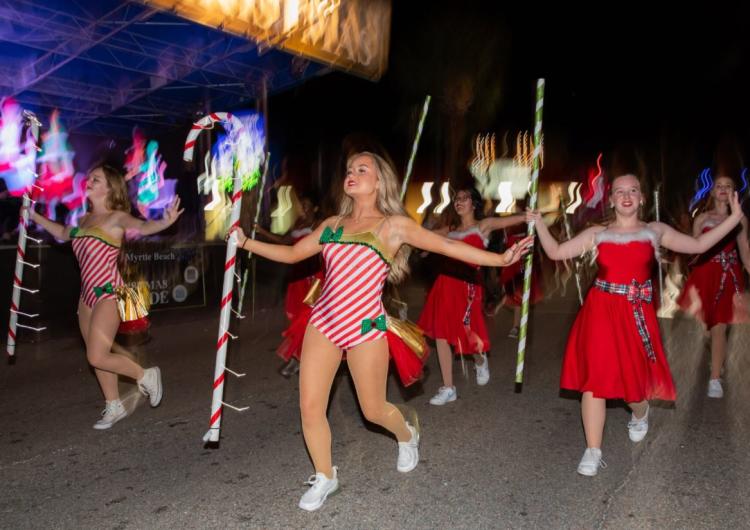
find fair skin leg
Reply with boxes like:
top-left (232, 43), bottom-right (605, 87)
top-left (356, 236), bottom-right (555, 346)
top-left (78, 300), bottom-right (144, 398)
top-left (710, 324), bottom-right (727, 380)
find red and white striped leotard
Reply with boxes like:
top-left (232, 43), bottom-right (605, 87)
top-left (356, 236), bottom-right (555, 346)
top-left (70, 226), bottom-right (124, 308)
top-left (308, 222), bottom-right (392, 350)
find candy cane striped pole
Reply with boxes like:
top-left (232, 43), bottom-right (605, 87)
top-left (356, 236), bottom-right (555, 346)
top-left (400, 95), bottom-right (431, 201)
top-left (515, 79), bottom-right (545, 386)
top-left (184, 112), bottom-right (247, 444)
top-left (7, 111), bottom-right (43, 359)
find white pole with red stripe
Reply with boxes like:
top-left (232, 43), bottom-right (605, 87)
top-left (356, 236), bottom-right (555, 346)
top-left (7, 111), bottom-right (43, 359)
top-left (184, 111), bottom-right (250, 443)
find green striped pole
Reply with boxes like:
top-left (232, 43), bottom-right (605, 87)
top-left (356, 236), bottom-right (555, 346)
top-left (515, 79), bottom-right (545, 387)
top-left (400, 95), bottom-right (431, 201)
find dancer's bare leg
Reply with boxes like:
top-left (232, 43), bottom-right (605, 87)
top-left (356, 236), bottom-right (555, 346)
top-left (435, 338), bottom-right (453, 387)
top-left (347, 337), bottom-right (411, 442)
top-left (83, 300), bottom-right (144, 383)
top-left (298, 325), bottom-right (343, 479)
top-left (709, 323), bottom-right (727, 380)
top-left (581, 392), bottom-right (606, 448)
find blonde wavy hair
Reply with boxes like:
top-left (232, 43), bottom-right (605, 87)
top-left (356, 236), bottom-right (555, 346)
top-left (339, 151), bottom-right (411, 283)
top-left (90, 164), bottom-right (131, 213)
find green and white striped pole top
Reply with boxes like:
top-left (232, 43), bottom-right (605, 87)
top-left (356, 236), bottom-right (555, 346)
top-left (515, 78), bottom-right (545, 387)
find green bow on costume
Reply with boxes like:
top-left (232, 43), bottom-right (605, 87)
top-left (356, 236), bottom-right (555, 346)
top-left (319, 225), bottom-right (343, 244)
top-left (361, 314), bottom-right (387, 334)
top-left (93, 282), bottom-right (115, 298)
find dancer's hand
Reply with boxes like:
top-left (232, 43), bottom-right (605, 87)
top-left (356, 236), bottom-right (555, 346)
top-left (525, 209), bottom-right (543, 224)
top-left (226, 225), bottom-right (248, 249)
top-left (163, 197), bottom-right (184, 226)
top-left (501, 234), bottom-right (534, 266)
top-left (729, 191), bottom-right (743, 220)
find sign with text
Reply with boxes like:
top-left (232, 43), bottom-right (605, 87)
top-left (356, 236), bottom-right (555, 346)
top-left (138, 0), bottom-right (391, 80)
top-left (124, 245), bottom-right (206, 310)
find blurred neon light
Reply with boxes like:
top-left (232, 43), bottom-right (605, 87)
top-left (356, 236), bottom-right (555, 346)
top-left (495, 181), bottom-right (515, 213)
top-left (433, 182), bottom-right (451, 214)
top-left (566, 182), bottom-right (583, 214)
top-left (416, 182), bottom-right (434, 214)
top-left (740, 168), bottom-right (748, 194)
top-left (689, 168), bottom-right (712, 211)
top-left (0, 99), bottom-right (37, 195)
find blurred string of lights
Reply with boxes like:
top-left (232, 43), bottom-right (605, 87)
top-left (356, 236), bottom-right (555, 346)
top-left (566, 182), bottom-right (583, 214)
top-left (582, 153), bottom-right (604, 209)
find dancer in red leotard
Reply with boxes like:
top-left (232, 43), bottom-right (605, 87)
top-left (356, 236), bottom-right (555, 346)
top-left (678, 175), bottom-right (750, 398)
top-left (529, 173), bottom-right (743, 477)
top-left (30, 164), bottom-right (182, 429)
top-left (231, 151), bottom-right (532, 511)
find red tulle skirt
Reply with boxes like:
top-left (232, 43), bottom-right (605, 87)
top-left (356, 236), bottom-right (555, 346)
top-left (678, 259), bottom-right (747, 328)
top-left (417, 274), bottom-right (489, 355)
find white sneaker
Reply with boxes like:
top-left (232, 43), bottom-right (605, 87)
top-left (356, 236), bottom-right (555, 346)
top-left (429, 386), bottom-right (457, 405)
top-left (93, 400), bottom-right (127, 430)
top-left (577, 448), bottom-right (606, 476)
top-left (475, 353), bottom-right (490, 386)
top-left (628, 405), bottom-right (649, 442)
top-left (397, 423), bottom-right (420, 473)
top-left (138, 367), bottom-right (163, 407)
top-left (298, 467), bottom-right (339, 511)
top-left (707, 379), bottom-right (724, 399)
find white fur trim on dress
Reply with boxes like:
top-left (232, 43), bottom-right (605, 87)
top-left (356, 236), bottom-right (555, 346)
top-left (447, 225), bottom-right (489, 247)
top-left (591, 227), bottom-right (661, 262)
top-left (291, 227), bottom-right (313, 239)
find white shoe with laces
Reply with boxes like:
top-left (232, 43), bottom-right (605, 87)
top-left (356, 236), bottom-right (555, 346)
top-left (628, 405), bottom-right (649, 442)
top-left (475, 353), bottom-right (490, 386)
top-left (577, 448), bottom-right (606, 476)
top-left (429, 386), bottom-right (457, 405)
top-left (298, 467), bottom-right (339, 511)
top-left (138, 367), bottom-right (163, 407)
top-left (707, 379), bottom-right (724, 399)
top-left (93, 400), bottom-right (127, 430)
top-left (397, 423), bottom-right (420, 473)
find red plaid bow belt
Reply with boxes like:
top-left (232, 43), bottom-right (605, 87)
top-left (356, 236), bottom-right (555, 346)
top-left (594, 278), bottom-right (656, 362)
top-left (711, 250), bottom-right (741, 307)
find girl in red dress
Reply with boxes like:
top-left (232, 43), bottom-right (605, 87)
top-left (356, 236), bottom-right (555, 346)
top-left (230, 153), bottom-right (532, 511)
top-left (500, 227), bottom-right (544, 338)
top-left (417, 187), bottom-right (524, 405)
top-left (677, 175), bottom-right (750, 398)
top-left (528, 173), bottom-right (743, 476)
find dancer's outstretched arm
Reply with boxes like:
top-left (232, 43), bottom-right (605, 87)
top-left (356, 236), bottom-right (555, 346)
top-left (117, 197), bottom-right (183, 236)
top-left (27, 209), bottom-right (71, 241)
top-left (478, 213), bottom-right (525, 234)
top-left (231, 216), bottom-right (336, 264)
top-left (388, 215), bottom-right (533, 267)
top-left (525, 210), bottom-right (601, 261)
top-left (653, 192), bottom-right (743, 254)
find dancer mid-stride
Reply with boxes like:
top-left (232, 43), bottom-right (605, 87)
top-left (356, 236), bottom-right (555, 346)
top-left (230, 151), bottom-right (532, 511)
top-left (30, 164), bottom-right (183, 429)
top-left (417, 187), bottom-right (524, 405)
top-left (678, 174), bottom-right (750, 398)
top-left (528, 173), bottom-right (743, 476)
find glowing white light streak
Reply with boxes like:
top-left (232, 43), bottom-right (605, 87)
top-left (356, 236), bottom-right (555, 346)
top-left (566, 182), bottom-right (583, 214)
top-left (433, 182), bottom-right (451, 214)
top-left (416, 182), bottom-right (434, 214)
top-left (495, 181), bottom-right (515, 213)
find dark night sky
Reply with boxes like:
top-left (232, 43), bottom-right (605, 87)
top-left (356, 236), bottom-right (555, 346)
top-left (269, 1), bottom-right (750, 200)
